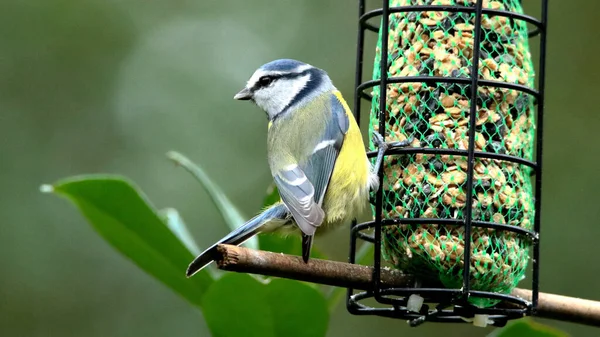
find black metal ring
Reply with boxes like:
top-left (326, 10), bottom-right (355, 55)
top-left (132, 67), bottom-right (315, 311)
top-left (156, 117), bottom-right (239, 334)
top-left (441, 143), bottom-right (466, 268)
top-left (366, 147), bottom-right (538, 170)
top-left (356, 76), bottom-right (540, 101)
top-left (359, 5), bottom-right (544, 37)
top-left (348, 290), bottom-right (528, 326)
top-left (354, 218), bottom-right (538, 240)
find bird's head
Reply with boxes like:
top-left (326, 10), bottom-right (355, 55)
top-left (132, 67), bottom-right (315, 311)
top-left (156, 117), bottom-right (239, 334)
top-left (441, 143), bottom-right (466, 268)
top-left (234, 59), bottom-right (334, 120)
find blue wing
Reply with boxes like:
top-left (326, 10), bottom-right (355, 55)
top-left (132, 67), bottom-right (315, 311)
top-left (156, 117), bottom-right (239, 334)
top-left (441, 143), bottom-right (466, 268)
top-left (304, 94), bottom-right (349, 205)
top-left (274, 164), bottom-right (323, 236)
top-left (273, 93), bottom-right (349, 237)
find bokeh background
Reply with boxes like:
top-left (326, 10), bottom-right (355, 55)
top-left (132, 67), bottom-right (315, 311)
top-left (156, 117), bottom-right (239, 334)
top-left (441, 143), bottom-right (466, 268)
top-left (2, 1), bottom-right (598, 336)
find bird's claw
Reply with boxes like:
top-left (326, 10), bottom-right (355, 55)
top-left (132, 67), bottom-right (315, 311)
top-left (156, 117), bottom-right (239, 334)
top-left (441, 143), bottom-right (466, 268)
top-left (370, 131), bottom-right (415, 193)
top-left (372, 131), bottom-right (415, 151)
top-left (370, 131), bottom-right (389, 184)
top-left (388, 136), bottom-right (415, 150)
top-left (372, 131), bottom-right (388, 151)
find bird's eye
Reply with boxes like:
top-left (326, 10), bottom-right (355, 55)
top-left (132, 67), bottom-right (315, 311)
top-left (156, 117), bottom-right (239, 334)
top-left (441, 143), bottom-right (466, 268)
top-left (258, 76), bottom-right (274, 86)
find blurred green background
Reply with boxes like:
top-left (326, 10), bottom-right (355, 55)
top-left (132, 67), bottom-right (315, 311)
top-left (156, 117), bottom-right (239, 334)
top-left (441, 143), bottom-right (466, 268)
top-left (2, 0), bottom-right (598, 336)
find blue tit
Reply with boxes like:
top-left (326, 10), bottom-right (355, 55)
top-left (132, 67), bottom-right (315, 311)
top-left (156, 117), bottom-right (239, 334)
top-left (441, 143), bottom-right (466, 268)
top-left (186, 59), bottom-right (409, 277)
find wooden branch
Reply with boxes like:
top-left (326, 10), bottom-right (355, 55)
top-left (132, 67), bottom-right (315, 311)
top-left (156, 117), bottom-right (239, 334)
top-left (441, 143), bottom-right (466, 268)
top-left (511, 288), bottom-right (600, 327)
top-left (215, 244), bottom-right (600, 327)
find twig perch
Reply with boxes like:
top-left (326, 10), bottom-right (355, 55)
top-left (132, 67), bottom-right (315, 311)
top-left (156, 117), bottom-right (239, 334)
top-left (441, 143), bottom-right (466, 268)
top-left (214, 244), bottom-right (600, 327)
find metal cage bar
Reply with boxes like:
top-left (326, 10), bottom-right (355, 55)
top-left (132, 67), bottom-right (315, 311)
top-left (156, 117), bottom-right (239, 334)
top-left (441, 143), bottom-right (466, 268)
top-left (347, 0), bottom-right (548, 326)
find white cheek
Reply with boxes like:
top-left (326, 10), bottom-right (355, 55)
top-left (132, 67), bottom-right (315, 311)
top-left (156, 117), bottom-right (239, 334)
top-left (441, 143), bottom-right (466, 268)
top-left (255, 86), bottom-right (290, 116)
top-left (254, 88), bottom-right (282, 113)
top-left (253, 74), bottom-right (311, 118)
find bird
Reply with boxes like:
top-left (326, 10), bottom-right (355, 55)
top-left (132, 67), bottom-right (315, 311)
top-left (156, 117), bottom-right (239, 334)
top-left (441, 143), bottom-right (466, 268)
top-left (186, 59), bottom-right (410, 277)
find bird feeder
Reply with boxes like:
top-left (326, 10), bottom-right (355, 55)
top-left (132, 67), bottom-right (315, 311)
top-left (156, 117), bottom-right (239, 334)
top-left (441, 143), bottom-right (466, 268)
top-left (347, 0), bottom-right (547, 327)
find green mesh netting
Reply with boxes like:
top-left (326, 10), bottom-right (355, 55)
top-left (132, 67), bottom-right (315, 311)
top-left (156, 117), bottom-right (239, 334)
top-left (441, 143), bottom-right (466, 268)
top-left (368, 0), bottom-right (536, 308)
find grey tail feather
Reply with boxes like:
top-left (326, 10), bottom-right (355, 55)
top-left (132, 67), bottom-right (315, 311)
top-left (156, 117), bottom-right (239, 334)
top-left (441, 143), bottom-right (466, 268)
top-left (301, 234), bottom-right (313, 263)
top-left (186, 203), bottom-right (289, 277)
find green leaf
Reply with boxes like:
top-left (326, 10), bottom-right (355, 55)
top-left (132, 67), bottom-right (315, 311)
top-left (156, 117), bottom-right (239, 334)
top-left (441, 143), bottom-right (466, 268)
top-left (326, 242), bottom-right (374, 311)
top-left (263, 182), bottom-right (280, 208)
top-left (355, 241), bottom-right (375, 266)
top-left (258, 234), bottom-right (327, 260)
top-left (266, 278), bottom-right (329, 337)
top-left (159, 207), bottom-right (222, 280)
top-left (159, 207), bottom-right (200, 256)
top-left (166, 150), bottom-right (257, 250)
top-left (42, 175), bottom-right (213, 307)
top-left (201, 274), bottom-right (275, 337)
top-left (201, 274), bottom-right (329, 337)
top-left (488, 318), bottom-right (569, 337)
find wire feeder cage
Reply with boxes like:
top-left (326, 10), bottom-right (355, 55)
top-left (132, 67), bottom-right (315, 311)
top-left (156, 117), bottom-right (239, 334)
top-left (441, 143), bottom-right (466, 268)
top-left (347, 0), bottom-right (547, 327)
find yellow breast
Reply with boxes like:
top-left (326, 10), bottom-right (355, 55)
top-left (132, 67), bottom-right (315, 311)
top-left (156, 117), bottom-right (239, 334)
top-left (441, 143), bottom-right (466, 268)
top-left (321, 91), bottom-right (371, 228)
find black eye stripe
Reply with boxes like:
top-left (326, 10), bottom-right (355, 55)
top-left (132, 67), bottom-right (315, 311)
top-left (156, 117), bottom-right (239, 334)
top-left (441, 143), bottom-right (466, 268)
top-left (250, 69), bottom-right (313, 91)
top-left (253, 75), bottom-right (281, 90)
top-left (258, 76), bottom-right (274, 86)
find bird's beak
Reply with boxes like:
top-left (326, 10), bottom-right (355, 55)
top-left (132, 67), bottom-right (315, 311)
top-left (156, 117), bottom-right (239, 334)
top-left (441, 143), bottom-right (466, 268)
top-left (233, 88), bottom-right (252, 100)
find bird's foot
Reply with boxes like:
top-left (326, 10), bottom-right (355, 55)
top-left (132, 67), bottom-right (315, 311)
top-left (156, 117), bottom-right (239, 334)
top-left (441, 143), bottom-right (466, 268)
top-left (371, 131), bottom-right (414, 174)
